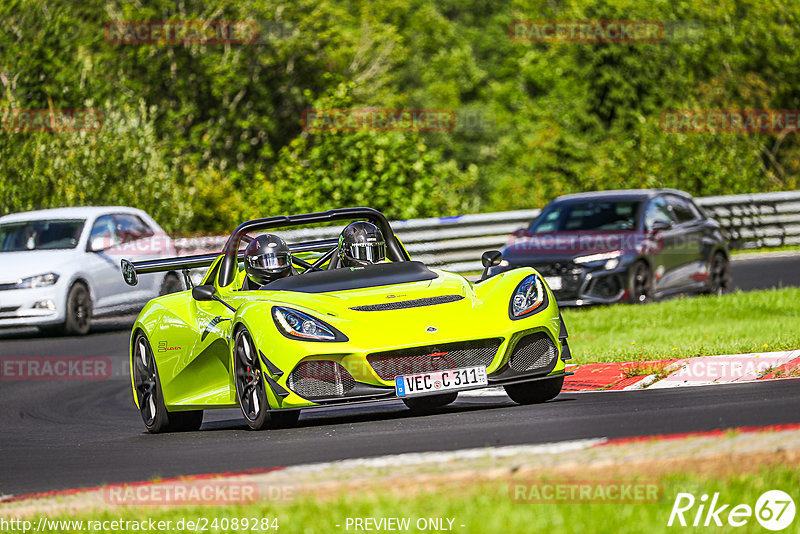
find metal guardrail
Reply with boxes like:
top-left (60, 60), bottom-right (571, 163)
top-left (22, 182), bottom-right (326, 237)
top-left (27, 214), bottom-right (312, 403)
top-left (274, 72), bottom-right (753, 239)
top-left (695, 191), bottom-right (800, 251)
top-left (175, 191), bottom-right (800, 274)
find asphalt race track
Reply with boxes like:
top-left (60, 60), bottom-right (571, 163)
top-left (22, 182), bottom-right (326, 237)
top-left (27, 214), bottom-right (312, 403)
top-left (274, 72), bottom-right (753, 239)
top-left (0, 253), bottom-right (799, 496)
top-left (730, 252), bottom-right (800, 291)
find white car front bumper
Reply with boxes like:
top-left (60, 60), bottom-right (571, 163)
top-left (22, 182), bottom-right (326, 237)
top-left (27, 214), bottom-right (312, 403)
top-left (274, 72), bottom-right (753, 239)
top-left (0, 285), bottom-right (66, 328)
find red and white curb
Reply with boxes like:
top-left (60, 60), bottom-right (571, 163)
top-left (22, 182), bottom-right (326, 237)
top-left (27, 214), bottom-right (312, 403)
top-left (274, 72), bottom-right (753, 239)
top-left (461, 349), bottom-right (800, 396)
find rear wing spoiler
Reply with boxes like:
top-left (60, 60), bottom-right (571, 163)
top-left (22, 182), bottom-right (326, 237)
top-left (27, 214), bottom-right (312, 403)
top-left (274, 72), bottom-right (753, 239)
top-left (120, 238), bottom-right (340, 287)
top-left (121, 252), bottom-right (227, 287)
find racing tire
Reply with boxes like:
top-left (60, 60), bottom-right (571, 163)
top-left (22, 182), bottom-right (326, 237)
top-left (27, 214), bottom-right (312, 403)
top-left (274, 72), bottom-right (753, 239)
top-left (64, 282), bottom-right (92, 335)
top-left (159, 273), bottom-right (183, 296)
top-left (133, 333), bottom-right (203, 433)
top-left (707, 252), bottom-right (730, 296)
top-left (628, 261), bottom-right (653, 304)
top-left (233, 327), bottom-right (271, 430)
top-left (402, 392), bottom-right (458, 412)
top-left (504, 376), bottom-right (564, 405)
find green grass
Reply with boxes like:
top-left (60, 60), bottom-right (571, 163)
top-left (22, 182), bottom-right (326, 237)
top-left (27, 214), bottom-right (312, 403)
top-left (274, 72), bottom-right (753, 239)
top-left (562, 288), bottom-right (800, 363)
top-left (35, 467), bottom-right (800, 533)
top-left (731, 244), bottom-right (800, 255)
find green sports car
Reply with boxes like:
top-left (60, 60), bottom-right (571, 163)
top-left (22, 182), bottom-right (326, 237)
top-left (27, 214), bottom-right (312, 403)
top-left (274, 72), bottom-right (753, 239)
top-left (121, 208), bottom-right (572, 433)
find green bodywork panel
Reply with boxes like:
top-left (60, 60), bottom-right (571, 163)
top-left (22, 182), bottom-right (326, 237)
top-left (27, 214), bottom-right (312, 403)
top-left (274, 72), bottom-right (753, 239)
top-left (129, 255), bottom-right (565, 412)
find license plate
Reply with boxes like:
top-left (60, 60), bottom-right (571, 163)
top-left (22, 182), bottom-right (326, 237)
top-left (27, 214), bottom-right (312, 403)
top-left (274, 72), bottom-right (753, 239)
top-left (544, 276), bottom-right (562, 290)
top-left (395, 366), bottom-right (488, 397)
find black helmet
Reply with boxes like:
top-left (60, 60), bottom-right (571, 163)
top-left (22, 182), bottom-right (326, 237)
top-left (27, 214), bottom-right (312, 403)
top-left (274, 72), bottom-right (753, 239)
top-left (338, 221), bottom-right (386, 267)
top-left (244, 234), bottom-right (292, 286)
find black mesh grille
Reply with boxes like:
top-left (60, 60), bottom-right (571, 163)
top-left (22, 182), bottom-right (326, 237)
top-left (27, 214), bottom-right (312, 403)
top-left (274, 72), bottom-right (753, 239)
top-left (350, 295), bottom-right (464, 312)
top-left (0, 306), bottom-right (20, 313)
top-left (286, 361), bottom-right (356, 400)
top-left (509, 333), bottom-right (557, 373)
top-left (367, 339), bottom-right (502, 380)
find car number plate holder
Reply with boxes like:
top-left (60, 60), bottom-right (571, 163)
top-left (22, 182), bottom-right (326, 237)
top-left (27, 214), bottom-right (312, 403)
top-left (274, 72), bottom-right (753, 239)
top-left (395, 366), bottom-right (488, 397)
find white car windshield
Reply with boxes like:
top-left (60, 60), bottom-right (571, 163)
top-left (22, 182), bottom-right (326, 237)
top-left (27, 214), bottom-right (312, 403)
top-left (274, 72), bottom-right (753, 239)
top-left (0, 219), bottom-right (85, 251)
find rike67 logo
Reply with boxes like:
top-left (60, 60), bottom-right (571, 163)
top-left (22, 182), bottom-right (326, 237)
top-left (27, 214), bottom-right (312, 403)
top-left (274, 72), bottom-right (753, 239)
top-left (668, 490), bottom-right (795, 530)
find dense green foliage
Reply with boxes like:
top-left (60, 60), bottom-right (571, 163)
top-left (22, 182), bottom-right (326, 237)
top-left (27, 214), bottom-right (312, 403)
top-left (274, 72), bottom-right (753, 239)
top-left (1, 0), bottom-right (799, 231)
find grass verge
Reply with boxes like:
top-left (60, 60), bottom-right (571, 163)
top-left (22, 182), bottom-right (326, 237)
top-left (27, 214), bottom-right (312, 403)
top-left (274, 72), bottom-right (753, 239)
top-left (32, 466), bottom-right (800, 533)
top-left (562, 287), bottom-right (800, 363)
top-left (731, 244), bottom-right (800, 255)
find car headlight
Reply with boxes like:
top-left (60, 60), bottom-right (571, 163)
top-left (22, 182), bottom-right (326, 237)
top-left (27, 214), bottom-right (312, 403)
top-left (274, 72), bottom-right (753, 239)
top-left (573, 250), bottom-right (622, 270)
top-left (510, 274), bottom-right (547, 319)
top-left (272, 306), bottom-right (347, 342)
top-left (15, 273), bottom-right (60, 289)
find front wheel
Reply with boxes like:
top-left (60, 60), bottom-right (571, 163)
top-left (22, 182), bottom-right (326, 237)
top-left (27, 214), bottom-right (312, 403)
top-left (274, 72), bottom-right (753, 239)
top-left (504, 376), bottom-right (564, 405)
top-left (64, 282), bottom-right (92, 335)
top-left (234, 327), bottom-right (271, 430)
top-left (403, 392), bottom-right (458, 412)
top-left (628, 261), bottom-right (653, 304)
top-left (133, 333), bottom-right (203, 433)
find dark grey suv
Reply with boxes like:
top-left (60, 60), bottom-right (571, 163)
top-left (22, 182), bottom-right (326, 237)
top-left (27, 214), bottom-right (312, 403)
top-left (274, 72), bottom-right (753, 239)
top-left (489, 189), bottom-right (731, 305)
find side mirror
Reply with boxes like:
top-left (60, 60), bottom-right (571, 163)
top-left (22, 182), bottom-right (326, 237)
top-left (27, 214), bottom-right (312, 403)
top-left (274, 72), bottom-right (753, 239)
top-left (480, 250), bottom-right (503, 281)
top-left (649, 220), bottom-right (672, 232)
top-left (89, 236), bottom-right (107, 252)
top-left (481, 250), bottom-right (503, 268)
top-left (192, 284), bottom-right (237, 313)
top-left (192, 285), bottom-right (218, 301)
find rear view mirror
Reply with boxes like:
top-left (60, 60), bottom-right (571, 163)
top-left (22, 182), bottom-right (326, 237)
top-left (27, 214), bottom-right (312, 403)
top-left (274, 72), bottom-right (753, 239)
top-left (480, 250), bottom-right (503, 281)
top-left (192, 284), bottom-right (237, 313)
top-left (89, 236), bottom-right (107, 252)
top-left (649, 220), bottom-right (673, 232)
top-left (192, 285), bottom-right (218, 301)
top-left (481, 250), bottom-right (503, 268)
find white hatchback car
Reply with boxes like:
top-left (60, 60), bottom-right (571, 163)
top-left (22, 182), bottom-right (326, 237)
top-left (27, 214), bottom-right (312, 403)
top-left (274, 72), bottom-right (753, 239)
top-left (0, 206), bottom-right (183, 335)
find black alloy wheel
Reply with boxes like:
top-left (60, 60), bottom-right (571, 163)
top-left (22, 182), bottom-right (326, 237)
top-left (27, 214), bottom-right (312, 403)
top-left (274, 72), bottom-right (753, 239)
top-left (234, 327), bottom-right (271, 430)
top-left (628, 261), bottom-right (653, 304)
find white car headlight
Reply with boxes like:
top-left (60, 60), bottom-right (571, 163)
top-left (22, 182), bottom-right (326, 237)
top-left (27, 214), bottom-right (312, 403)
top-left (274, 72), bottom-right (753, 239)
top-left (272, 306), bottom-right (345, 342)
top-left (510, 274), bottom-right (546, 318)
top-left (15, 273), bottom-right (60, 289)
top-left (573, 250), bottom-right (622, 270)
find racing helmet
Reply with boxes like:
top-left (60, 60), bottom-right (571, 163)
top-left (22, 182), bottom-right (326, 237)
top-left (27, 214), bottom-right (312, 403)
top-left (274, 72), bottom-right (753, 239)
top-left (244, 234), bottom-right (292, 286)
top-left (338, 221), bottom-right (387, 267)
